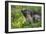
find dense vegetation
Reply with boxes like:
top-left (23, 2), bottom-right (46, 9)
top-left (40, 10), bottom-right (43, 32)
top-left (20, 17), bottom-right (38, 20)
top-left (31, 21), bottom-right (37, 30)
top-left (11, 5), bottom-right (41, 29)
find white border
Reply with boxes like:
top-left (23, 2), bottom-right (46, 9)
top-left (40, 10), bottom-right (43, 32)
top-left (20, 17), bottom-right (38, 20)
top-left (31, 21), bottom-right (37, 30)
top-left (8, 2), bottom-right (44, 32)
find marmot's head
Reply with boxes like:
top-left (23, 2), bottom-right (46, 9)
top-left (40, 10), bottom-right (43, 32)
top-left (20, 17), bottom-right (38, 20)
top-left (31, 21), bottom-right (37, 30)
top-left (21, 10), bottom-right (33, 17)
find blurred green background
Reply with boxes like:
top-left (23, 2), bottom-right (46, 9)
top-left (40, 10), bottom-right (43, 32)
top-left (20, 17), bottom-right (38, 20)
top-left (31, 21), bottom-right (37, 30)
top-left (11, 5), bottom-right (41, 29)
